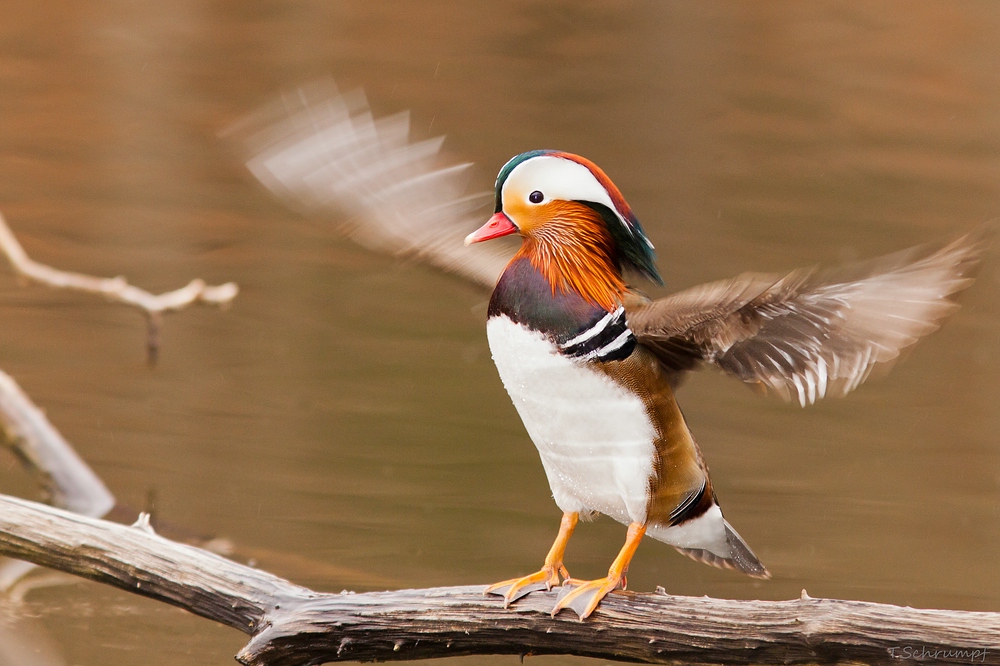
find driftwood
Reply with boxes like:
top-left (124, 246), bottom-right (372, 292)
top-left (0, 367), bottom-right (116, 593)
top-left (0, 494), bottom-right (996, 666)
top-left (0, 369), bottom-right (114, 519)
top-left (0, 210), bottom-right (239, 361)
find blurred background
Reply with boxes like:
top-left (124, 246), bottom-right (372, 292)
top-left (0, 1), bottom-right (998, 664)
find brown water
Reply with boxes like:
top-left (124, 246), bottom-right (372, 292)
top-left (0, 2), bottom-right (998, 664)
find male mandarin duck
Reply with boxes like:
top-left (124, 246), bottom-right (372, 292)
top-left (234, 83), bottom-right (985, 621)
top-left (464, 149), bottom-right (984, 619)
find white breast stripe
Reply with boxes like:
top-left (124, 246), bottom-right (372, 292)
top-left (559, 307), bottom-right (623, 349)
top-left (581, 328), bottom-right (634, 361)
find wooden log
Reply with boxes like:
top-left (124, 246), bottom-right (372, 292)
top-left (0, 493), bottom-right (996, 665)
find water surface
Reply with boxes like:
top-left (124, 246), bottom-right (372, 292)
top-left (0, 2), bottom-right (998, 664)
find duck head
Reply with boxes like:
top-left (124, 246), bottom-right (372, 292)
top-left (466, 150), bottom-right (662, 311)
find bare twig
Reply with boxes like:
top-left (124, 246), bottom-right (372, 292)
top-left (0, 493), bottom-right (996, 666)
top-left (0, 210), bottom-right (239, 360)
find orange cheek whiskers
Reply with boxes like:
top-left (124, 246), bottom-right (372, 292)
top-left (516, 205), bottom-right (627, 312)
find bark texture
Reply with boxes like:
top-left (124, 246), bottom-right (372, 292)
top-left (0, 493), bottom-right (997, 665)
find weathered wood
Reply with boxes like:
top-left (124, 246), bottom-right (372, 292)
top-left (0, 493), bottom-right (997, 665)
top-left (0, 369), bottom-right (114, 518)
top-left (0, 209), bottom-right (238, 359)
top-left (243, 588), bottom-right (999, 666)
top-left (0, 494), bottom-right (307, 634)
top-left (0, 366), bottom-right (116, 594)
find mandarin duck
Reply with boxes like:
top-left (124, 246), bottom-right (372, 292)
top-left (233, 83), bottom-right (985, 620)
top-left (465, 149), bottom-right (984, 619)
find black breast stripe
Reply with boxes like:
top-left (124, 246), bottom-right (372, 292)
top-left (558, 306), bottom-right (637, 362)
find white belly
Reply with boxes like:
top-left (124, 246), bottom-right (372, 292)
top-left (486, 315), bottom-right (656, 524)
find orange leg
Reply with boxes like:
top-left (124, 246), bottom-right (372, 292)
top-left (551, 522), bottom-right (645, 620)
top-left (485, 512), bottom-right (578, 607)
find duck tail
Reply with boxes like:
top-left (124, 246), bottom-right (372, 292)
top-left (648, 501), bottom-right (770, 579)
top-left (674, 517), bottom-right (770, 579)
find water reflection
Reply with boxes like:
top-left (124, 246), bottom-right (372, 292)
top-left (0, 598), bottom-right (66, 666)
top-left (0, 1), bottom-right (998, 664)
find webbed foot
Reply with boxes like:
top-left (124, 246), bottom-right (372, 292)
top-left (484, 564), bottom-right (567, 606)
top-left (551, 574), bottom-right (623, 619)
top-left (551, 521), bottom-right (645, 620)
top-left (484, 512), bottom-right (578, 607)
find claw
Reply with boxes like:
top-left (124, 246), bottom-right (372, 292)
top-left (486, 512), bottom-right (579, 607)
top-left (551, 522), bottom-right (646, 620)
top-left (485, 566), bottom-right (561, 606)
top-left (551, 575), bottom-right (622, 619)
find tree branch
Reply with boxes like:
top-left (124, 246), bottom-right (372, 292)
top-left (0, 210), bottom-right (239, 360)
top-left (0, 493), bottom-right (996, 666)
top-left (0, 370), bottom-right (114, 519)
top-left (0, 366), bottom-right (116, 593)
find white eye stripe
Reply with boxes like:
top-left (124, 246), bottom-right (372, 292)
top-left (502, 155), bottom-right (625, 225)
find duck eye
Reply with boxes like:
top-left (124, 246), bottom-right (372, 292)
top-left (528, 190), bottom-right (544, 204)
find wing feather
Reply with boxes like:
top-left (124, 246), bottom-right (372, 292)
top-left (224, 80), bottom-right (511, 287)
top-left (628, 230), bottom-right (989, 405)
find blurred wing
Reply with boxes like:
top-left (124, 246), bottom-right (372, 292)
top-left (628, 230), bottom-right (988, 405)
top-left (224, 80), bottom-right (510, 287)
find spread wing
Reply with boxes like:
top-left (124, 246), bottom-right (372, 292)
top-left (223, 79), bottom-right (511, 288)
top-left (627, 230), bottom-right (988, 406)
